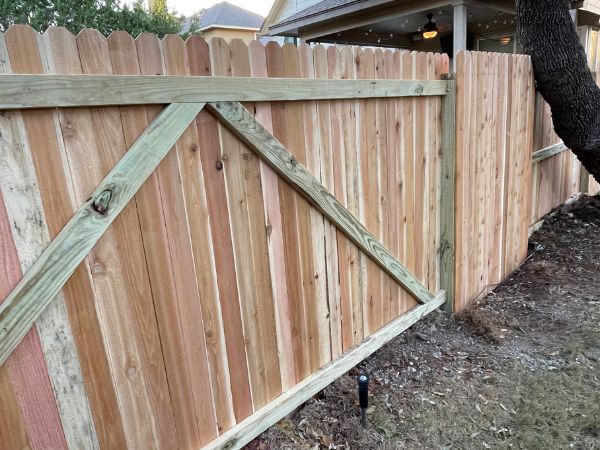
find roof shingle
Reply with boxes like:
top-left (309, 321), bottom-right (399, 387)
top-left (200, 1), bottom-right (264, 30)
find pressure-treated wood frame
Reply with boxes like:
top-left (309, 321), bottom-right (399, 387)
top-left (0, 102), bottom-right (206, 366)
top-left (532, 141), bottom-right (568, 164)
top-left (0, 75), bottom-right (448, 109)
top-left (0, 75), bottom-right (456, 449)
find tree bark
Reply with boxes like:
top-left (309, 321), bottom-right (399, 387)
top-left (517, 0), bottom-right (600, 183)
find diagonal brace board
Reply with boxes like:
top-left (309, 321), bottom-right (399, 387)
top-left (207, 101), bottom-right (435, 305)
top-left (0, 102), bottom-right (205, 366)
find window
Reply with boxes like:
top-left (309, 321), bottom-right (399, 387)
top-left (475, 33), bottom-right (521, 54)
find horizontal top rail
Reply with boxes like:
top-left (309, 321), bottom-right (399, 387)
top-left (0, 75), bottom-right (449, 109)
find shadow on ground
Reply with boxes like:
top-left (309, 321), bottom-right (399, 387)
top-left (249, 195), bottom-right (600, 450)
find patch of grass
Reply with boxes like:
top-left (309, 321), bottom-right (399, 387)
top-left (514, 362), bottom-right (600, 449)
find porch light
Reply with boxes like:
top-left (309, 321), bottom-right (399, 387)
top-left (422, 14), bottom-right (438, 39)
top-left (500, 35), bottom-right (511, 45)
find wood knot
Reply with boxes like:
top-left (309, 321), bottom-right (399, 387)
top-left (92, 188), bottom-right (113, 215)
top-left (266, 224), bottom-right (273, 236)
top-left (190, 143), bottom-right (198, 153)
top-left (216, 160), bottom-right (224, 171)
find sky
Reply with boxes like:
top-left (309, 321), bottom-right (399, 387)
top-left (162, 0), bottom-right (275, 17)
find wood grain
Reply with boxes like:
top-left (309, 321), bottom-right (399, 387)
top-left (76, 28), bottom-right (179, 448)
top-left (0, 74), bottom-right (450, 109)
top-left (356, 48), bottom-right (382, 334)
top-left (299, 43), bottom-right (333, 369)
top-left (211, 37), bottom-right (282, 409)
top-left (0, 187), bottom-right (60, 450)
top-left (0, 97), bottom-right (203, 372)
top-left (265, 41), bottom-right (310, 383)
top-left (206, 291), bottom-right (446, 450)
top-left (188, 35), bottom-right (252, 425)
top-left (326, 45), bottom-right (353, 352)
top-left (439, 73), bottom-right (456, 314)
top-left (3, 25), bottom-right (97, 450)
top-left (248, 40), bottom-right (296, 390)
top-left (208, 101), bottom-right (435, 305)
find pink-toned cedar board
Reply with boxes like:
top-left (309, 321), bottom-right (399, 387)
top-left (76, 28), bottom-right (178, 448)
top-left (356, 47), bottom-right (383, 334)
top-left (491, 53), bottom-right (510, 284)
top-left (412, 52), bottom-right (428, 288)
top-left (384, 49), bottom-right (403, 319)
top-left (40, 27), bottom-right (130, 449)
top-left (342, 46), bottom-right (365, 345)
top-left (187, 35), bottom-right (253, 423)
top-left (455, 51), bottom-right (475, 310)
top-left (247, 39), bottom-right (296, 391)
top-left (265, 41), bottom-right (310, 382)
top-left (227, 37), bottom-right (283, 407)
top-left (179, 35), bottom-right (239, 433)
top-left (313, 45), bottom-right (343, 360)
top-left (4, 25), bottom-right (97, 450)
top-left (374, 48), bottom-right (392, 325)
top-left (325, 44), bottom-right (354, 352)
top-left (299, 42), bottom-right (334, 368)
top-left (400, 50), bottom-right (418, 312)
top-left (280, 42), bottom-right (322, 376)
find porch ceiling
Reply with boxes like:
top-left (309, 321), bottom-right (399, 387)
top-left (267, 0), bottom-right (517, 40)
top-left (304, 4), bottom-right (516, 50)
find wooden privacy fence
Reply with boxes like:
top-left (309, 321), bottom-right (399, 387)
top-left (453, 51), bottom-right (589, 310)
top-left (0, 26), bottom-right (454, 450)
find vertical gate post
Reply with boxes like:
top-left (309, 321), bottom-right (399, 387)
top-left (440, 73), bottom-right (457, 314)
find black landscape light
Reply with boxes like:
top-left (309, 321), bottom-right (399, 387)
top-left (357, 373), bottom-right (369, 428)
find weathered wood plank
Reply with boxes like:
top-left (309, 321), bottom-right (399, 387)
top-left (208, 101), bottom-right (435, 305)
top-left (204, 291), bottom-right (446, 450)
top-left (4, 25), bottom-right (98, 449)
top-left (0, 102), bottom-right (204, 367)
top-left (0, 74), bottom-right (449, 109)
top-left (0, 187), bottom-right (61, 450)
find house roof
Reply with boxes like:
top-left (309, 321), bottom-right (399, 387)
top-left (199, 1), bottom-right (264, 30)
top-left (265, 0), bottom-right (394, 35)
top-left (278, 0), bottom-right (359, 25)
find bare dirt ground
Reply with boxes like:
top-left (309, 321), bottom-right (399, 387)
top-left (247, 194), bottom-right (600, 450)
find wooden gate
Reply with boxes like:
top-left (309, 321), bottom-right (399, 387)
top-left (0, 27), bottom-right (454, 449)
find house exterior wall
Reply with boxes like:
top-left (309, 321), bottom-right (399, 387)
top-left (202, 27), bottom-right (258, 43)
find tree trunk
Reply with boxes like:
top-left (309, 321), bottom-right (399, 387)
top-left (517, 0), bottom-right (600, 183)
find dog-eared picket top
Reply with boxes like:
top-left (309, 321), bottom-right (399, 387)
top-left (0, 64), bottom-right (455, 449)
